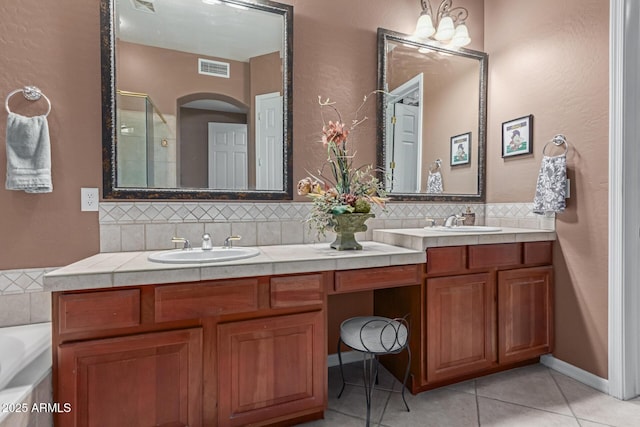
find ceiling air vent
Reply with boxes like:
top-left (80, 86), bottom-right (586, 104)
top-left (198, 59), bottom-right (230, 78)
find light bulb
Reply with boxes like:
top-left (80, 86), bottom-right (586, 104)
top-left (415, 13), bottom-right (436, 39)
top-left (434, 16), bottom-right (455, 41)
top-left (451, 23), bottom-right (471, 47)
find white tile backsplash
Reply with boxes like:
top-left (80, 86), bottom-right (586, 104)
top-left (257, 221), bottom-right (282, 246)
top-left (96, 201), bottom-right (551, 252)
top-left (121, 224), bottom-right (146, 251)
top-left (230, 222), bottom-right (258, 246)
top-left (0, 293), bottom-right (31, 326)
top-left (145, 223), bottom-right (177, 250)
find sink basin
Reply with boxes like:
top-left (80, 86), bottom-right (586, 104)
top-left (148, 247), bottom-right (261, 264)
top-left (426, 226), bottom-right (503, 233)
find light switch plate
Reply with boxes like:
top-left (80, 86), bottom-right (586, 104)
top-left (81, 187), bottom-right (99, 211)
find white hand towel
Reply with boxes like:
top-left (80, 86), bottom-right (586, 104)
top-left (5, 112), bottom-right (52, 193)
top-left (533, 154), bottom-right (566, 214)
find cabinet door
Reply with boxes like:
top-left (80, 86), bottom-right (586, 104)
top-left (218, 311), bottom-right (325, 427)
top-left (57, 328), bottom-right (202, 427)
top-left (426, 273), bottom-right (496, 383)
top-left (498, 266), bottom-right (553, 364)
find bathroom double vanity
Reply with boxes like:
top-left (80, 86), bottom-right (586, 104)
top-left (44, 227), bottom-right (555, 427)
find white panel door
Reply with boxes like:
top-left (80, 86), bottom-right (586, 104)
top-left (255, 92), bottom-right (284, 190)
top-left (392, 103), bottom-right (420, 193)
top-left (208, 123), bottom-right (248, 190)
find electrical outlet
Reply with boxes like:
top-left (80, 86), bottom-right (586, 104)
top-left (81, 188), bottom-right (100, 212)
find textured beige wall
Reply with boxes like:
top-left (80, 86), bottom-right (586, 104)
top-left (0, 0), bottom-right (102, 270)
top-left (484, 0), bottom-right (609, 378)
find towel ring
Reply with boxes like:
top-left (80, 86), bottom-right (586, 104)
top-left (542, 134), bottom-right (569, 157)
top-left (5, 86), bottom-right (52, 117)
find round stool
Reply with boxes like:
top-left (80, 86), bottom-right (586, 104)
top-left (337, 316), bottom-right (411, 426)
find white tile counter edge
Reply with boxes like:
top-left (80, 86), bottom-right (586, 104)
top-left (43, 242), bottom-right (426, 291)
top-left (373, 227), bottom-right (557, 251)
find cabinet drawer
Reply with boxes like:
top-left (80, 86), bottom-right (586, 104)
top-left (468, 243), bottom-right (522, 270)
top-left (155, 279), bottom-right (258, 322)
top-left (426, 246), bottom-right (466, 275)
top-left (334, 265), bottom-right (421, 293)
top-left (270, 274), bottom-right (324, 308)
top-left (523, 241), bottom-right (553, 265)
top-left (58, 289), bottom-right (141, 335)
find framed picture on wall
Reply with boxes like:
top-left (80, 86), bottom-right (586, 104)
top-left (450, 132), bottom-right (471, 166)
top-left (502, 115), bottom-right (533, 157)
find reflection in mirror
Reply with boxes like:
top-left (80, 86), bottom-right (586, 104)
top-left (101, 0), bottom-right (293, 199)
top-left (377, 28), bottom-right (487, 202)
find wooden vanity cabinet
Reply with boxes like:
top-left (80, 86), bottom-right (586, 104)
top-left (423, 242), bottom-right (554, 386)
top-left (498, 266), bottom-right (553, 364)
top-left (375, 241), bottom-right (554, 393)
top-left (52, 273), bottom-right (329, 427)
top-left (217, 311), bottom-right (325, 427)
top-left (56, 328), bottom-right (203, 427)
top-left (426, 272), bottom-right (497, 383)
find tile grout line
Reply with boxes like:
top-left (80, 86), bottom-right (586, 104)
top-left (477, 394), bottom-right (582, 420)
top-left (546, 365), bottom-right (582, 423)
top-left (320, 408), bottom-right (368, 425)
top-left (546, 368), bottom-right (617, 427)
top-left (474, 380), bottom-right (482, 427)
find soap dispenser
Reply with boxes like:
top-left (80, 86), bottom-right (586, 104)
top-left (463, 206), bottom-right (476, 225)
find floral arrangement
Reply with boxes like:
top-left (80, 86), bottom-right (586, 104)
top-left (298, 92), bottom-right (387, 237)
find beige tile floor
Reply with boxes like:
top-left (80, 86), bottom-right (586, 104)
top-left (300, 363), bottom-right (640, 427)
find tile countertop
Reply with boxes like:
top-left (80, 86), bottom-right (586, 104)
top-left (373, 227), bottom-right (557, 252)
top-left (43, 242), bottom-right (426, 292)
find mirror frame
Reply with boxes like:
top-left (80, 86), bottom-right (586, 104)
top-left (100, 0), bottom-right (294, 200)
top-left (376, 28), bottom-right (487, 202)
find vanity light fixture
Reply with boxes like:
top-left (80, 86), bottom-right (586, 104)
top-left (414, 0), bottom-right (471, 48)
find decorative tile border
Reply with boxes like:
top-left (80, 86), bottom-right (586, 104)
top-left (99, 201), bottom-right (486, 224)
top-left (0, 268), bottom-right (56, 295)
top-left (485, 202), bottom-right (556, 230)
top-left (0, 268), bottom-right (53, 327)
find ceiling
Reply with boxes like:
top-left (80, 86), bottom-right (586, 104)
top-left (116, 0), bottom-right (284, 62)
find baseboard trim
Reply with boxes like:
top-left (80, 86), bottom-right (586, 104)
top-left (540, 354), bottom-right (609, 395)
top-left (327, 351), bottom-right (361, 368)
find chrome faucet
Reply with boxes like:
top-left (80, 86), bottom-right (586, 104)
top-left (444, 214), bottom-right (465, 227)
top-left (223, 235), bottom-right (242, 249)
top-left (201, 233), bottom-right (213, 251)
top-left (171, 236), bottom-right (192, 250)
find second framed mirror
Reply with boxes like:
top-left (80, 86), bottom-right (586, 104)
top-left (377, 28), bottom-right (487, 202)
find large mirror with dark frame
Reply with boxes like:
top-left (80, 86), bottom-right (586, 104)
top-left (377, 28), bottom-right (487, 202)
top-left (100, 0), bottom-right (293, 199)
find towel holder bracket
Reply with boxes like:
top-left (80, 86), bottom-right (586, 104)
top-left (22, 86), bottom-right (43, 101)
top-left (542, 134), bottom-right (569, 156)
top-left (5, 85), bottom-right (52, 116)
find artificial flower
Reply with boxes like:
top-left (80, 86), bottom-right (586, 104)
top-left (299, 92), bottom-right (388, 237)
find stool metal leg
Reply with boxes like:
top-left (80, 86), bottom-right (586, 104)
top-left (400, 345), bottom-right (411, 412)
top-left (337, 337), bottom-right (346, 399)
top-left (362, 352), bottom-right (378, 427)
